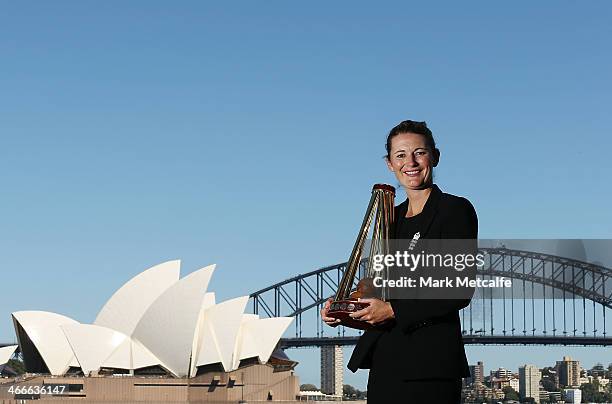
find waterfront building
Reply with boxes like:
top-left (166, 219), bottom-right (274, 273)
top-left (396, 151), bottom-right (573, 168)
top-left (320, 345), bottom-right (343, 397)
top-left (468, 361), bottom-right (484, 385)
top-left (519, 364), bottom-right (541, 403)
top-left (3, 260), bottom-right (300, 402)
top-left (564, 388), bottom-right (582, 403)
top-left (556, 356), bottom-right (580, 388)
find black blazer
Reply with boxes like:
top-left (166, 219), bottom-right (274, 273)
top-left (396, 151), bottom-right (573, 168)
top-left (347, 184), bottom-right (478, 380)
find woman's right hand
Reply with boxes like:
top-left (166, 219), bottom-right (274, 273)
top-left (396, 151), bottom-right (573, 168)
top-left (321, 298), bottom-right (341, 327)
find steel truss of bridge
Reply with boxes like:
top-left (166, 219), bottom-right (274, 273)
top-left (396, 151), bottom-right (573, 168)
top-left (250, 247), bottom-right (612, 346)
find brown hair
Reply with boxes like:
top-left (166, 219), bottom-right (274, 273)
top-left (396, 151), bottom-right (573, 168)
top-left (385, 120), bottom-right (437, 158)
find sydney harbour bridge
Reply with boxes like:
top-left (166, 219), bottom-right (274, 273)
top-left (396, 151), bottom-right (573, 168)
top-left (248, 246), bottom-right (612, 349)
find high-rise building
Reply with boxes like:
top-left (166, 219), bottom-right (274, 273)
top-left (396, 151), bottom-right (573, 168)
top-left (564, 388), bottom-right (582, 403)
top-left (468, 361), bottom-right (484, 385)
top-left (321, 345), bottom-right (343, 396)
top-left (491, 367), bottom-right (512, 379)
top-left (519, 364), bottom-right (541, 403)
top-left (556, 356), bottom-right (580, 387)
top-left (509, 378), bottom-right (519, 391)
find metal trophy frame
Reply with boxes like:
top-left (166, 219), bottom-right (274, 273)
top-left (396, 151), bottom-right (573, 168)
top-left (327, 183), bottom-right (395, 330)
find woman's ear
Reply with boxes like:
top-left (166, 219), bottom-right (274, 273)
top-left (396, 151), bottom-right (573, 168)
top-left (432, 148), bottom-right (440, 167)
top-left (385, 156), bottom-right (394, 172)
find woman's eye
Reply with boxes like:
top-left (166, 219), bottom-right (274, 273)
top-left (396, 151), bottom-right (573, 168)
top-left (395, 154), bottom-right (405, 159)
top-left (415, 151), bottom-right (427, 156)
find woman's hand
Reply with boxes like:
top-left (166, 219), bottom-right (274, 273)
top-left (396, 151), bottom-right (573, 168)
top-left (321, 298), bottom-right (341, 327)
top-left (349, 298), bottom-right (395, 325)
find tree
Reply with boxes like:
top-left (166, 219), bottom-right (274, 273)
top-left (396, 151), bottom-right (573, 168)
top-left (540, 366), bottom-right (559, 392)
top-left (592, 363), bottom-right (606, 377)
top-left (343, 384), bottom-right (366, 400)
top-left (502, 385), bottom-right (519, 401)
top-left (581, 382), bottom-right (612, 403)
top-left (6, 359), bottom-right (25, 375)
top-left (300, 383), bottom-right (318, 391)
top-left (343, 384), bottom-right (357, 397)
top-left (541, 378), bottom-right (559, 392)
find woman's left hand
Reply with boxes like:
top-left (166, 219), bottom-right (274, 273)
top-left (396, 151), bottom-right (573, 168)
top-left (349, 298), bottom-right (395, 325)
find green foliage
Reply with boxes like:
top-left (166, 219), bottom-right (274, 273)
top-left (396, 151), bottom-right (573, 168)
top-left (593, 363), bottom-right (605, 370)
top-left (299, 383), bottom-right (318, 391)
top-left (592, 363), bottom-right (606, 377)
top-left (541, 378), bottom-right (559, 392)
top-left (343, 384), bottom-right (366, 399)
top-left (540, 366), bottom-right (560, 394)
top-left (343, 384), bottom-right (357, 396)
top-left (502, 385), bottom-right (519, 401)
top-left (580, 382), bottom-right (612, 403)
top-left (6, 359), bottom-right (25, 375)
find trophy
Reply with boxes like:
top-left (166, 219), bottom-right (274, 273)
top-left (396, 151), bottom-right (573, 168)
top-left (327, 184), bottom-right (395, 330)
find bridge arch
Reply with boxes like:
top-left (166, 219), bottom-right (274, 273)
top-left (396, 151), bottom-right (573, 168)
top-left (249, 247), bottom-right (612, 346)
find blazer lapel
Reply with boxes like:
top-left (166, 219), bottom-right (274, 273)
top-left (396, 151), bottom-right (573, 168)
top-left (394, 184), bottom-right (442, 239)
top-left (418, 184), bottom-right (442, 239)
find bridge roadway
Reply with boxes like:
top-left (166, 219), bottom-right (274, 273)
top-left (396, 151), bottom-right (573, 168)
top-left (280, 335), bottom-right (612, 348)
top-left (5, 335), bottom-right (611, 351)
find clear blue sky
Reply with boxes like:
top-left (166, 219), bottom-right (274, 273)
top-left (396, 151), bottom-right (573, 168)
top-left (1, 1), bottom-right (611, 389)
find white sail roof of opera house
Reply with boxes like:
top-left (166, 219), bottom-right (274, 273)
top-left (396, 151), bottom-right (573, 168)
top-left (94, 260), bottom-right (180, 336)
top-left (12, 311), bottom-right (80, 375)
top-left (11, 260), bottom-right (293, 378)
top-left (61, 324), bottom-right (162, 375)
top-left (191, 295), bottom-right (249, 376)
top-left (132, 264), bottom-right (216, 377)
top-left (0, 345), bottom-right (18, 365)
top-left (233, 315), bottom-right (294, 370)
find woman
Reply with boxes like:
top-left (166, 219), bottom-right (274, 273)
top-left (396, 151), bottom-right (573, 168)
top-left (321, 120), bottom-right (477, 403)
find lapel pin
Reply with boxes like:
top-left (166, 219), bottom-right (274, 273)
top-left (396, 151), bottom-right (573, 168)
top-left (408, 232), bottom-right (421, 251)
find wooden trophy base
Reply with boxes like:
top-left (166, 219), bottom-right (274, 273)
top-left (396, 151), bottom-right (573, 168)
top-left (327, 298), bottom-right (372, 330)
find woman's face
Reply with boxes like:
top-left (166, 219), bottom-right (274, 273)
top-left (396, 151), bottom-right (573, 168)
top-left (386, 132), bottom-right (438, 190)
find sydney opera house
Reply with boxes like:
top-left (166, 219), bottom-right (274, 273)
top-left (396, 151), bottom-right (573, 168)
top-left (1, 261), bottom-right (300, 402)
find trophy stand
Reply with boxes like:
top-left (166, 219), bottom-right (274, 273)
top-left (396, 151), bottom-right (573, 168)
top-left (327, 184), bottom-right (395, 330)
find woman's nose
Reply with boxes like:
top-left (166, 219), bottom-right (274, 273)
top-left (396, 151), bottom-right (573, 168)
top-left (404, 154), bottom-right (418, 167)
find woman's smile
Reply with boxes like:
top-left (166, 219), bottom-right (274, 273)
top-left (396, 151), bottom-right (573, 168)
top-left (403, 169), bottom-right (421, 177)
